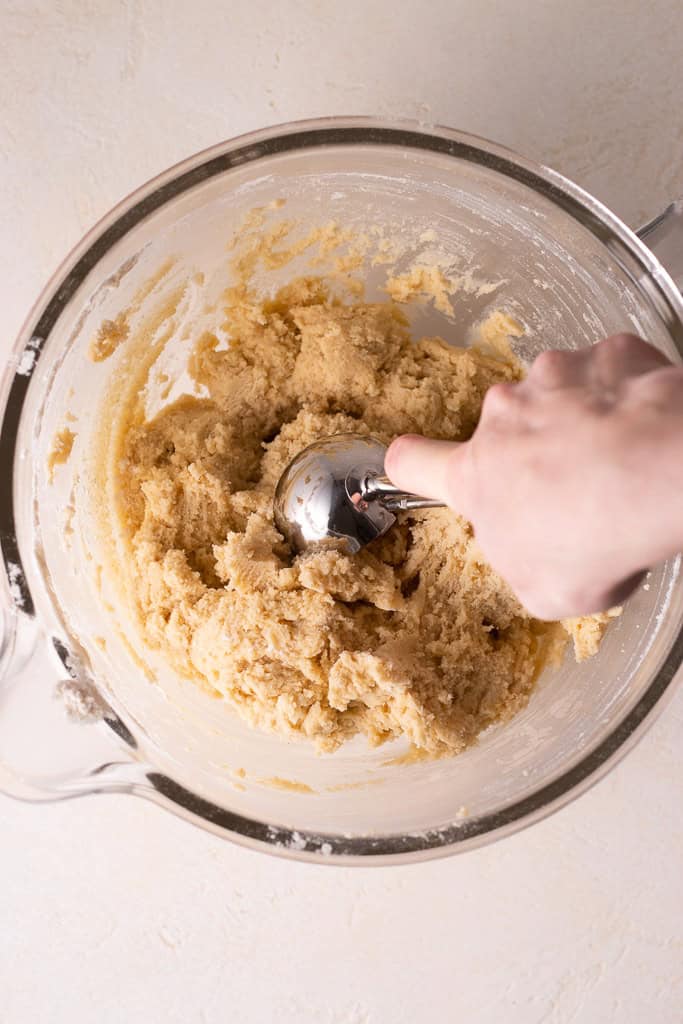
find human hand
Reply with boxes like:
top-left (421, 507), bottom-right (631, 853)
top-left (385, 334), bottom-right (683, 619)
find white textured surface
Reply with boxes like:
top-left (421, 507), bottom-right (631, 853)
top-left (2, 2), bottom-right (683, 1021)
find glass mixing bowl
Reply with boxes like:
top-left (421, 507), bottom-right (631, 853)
top-left (1, 117), bottom-right (683, 865)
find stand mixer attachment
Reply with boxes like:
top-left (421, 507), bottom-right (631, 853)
top-left (273, 433), bottom-right (445, 555)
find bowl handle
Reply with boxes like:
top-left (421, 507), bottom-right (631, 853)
top-left (0, 601), bottom-right (144, 803)
top-left (638, 199), bottom-right (683, 294)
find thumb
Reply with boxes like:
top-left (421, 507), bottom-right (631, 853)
top-left (385, 434), bottom-right (470, 511)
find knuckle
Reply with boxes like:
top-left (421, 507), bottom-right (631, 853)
top-left (591, 332), bottom-right (670, 386)
top-left (535, 350), bottom-right (566, 371)
top-left (599, 332), bottom-right (644, 355)
top-left (594, 332), bottom-right (655, 369)
top-left (608, 332), bottom-right (670, 365)
top-left (482, 381), bottom-right (518, 416)
top-left (629, 364), bottom-right (683, 402)
top-left (531, 349), bottom-right (573, 385)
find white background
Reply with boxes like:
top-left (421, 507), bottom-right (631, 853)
top-left (2, 2), bottom-right (683, 1021)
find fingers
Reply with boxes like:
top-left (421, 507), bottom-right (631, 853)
top-left (528, 349), bottom-right (589, 390)
top-left (385, 434), bottom-right (471, 513)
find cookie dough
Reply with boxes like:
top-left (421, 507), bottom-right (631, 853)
top-left (110, 276), bottom-right (609, 755)
top-left (47, 427), bottom-right (76, 482)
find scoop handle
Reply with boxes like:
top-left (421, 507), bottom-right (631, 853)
top-left (362, 473), bottom-right (446, 512)
top-left (638, 199), bottom-right (683, 293)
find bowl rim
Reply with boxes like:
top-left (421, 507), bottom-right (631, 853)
top-left (2, 114), bottom-right (683, 863)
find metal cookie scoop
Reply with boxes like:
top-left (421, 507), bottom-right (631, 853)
top-left (273, 433), bottom-right (445, 555)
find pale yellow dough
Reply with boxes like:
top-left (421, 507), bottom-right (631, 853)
top-left (112, 277), bottom-right (609, 754)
